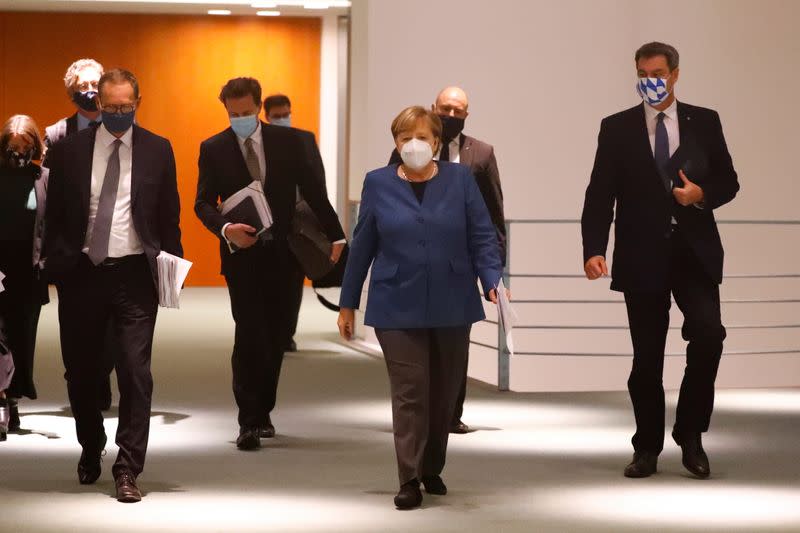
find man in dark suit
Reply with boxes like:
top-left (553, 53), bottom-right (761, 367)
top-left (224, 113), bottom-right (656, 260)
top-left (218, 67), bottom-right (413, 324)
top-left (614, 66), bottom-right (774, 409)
top-left (390, 86), bottom-right (506, 434)
top-left (45, 69), bottom-right (182, 502)
top-left (43, 58), bottom-right (117, 413)
top-left (195, 78), bottom-right (345, 450)
top-left (263, 93), bottom-right (333, 353)
top-left (581, 42), bottom-right (739, 479)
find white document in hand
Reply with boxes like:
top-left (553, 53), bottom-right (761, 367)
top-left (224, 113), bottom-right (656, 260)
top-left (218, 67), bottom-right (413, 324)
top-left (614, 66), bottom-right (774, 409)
top-left (156, 252), bottom-right (193, 309)
top-left (496, 278), bottom-right (518, 356)
top-left (218, 180), bottom-right (273, 234)
top-left (0, 271), bottom-right (5, 294)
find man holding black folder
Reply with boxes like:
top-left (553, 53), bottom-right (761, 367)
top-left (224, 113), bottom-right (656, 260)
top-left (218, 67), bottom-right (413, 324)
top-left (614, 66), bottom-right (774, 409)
top-left (195, 77), bottom-right (345, 450)
top-left (581, 42), bottom-right (739, 479)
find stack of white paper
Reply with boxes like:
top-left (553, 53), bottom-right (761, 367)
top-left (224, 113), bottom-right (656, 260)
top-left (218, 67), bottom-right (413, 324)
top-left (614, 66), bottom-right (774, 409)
top-left (0, 271), bottom-right (5, 294)
top-left (219, 180), bottom-right (273, 233)
top-left (496, 278), bottom-right (518, 356)
top-left (157, 252), bottom-right (193, 309)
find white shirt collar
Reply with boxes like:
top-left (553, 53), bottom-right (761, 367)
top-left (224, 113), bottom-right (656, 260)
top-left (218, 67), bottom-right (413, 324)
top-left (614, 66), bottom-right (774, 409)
top-left (643, 98), bottom-right (678, 122)
top-left (97, 123), bottom-right (133, 148)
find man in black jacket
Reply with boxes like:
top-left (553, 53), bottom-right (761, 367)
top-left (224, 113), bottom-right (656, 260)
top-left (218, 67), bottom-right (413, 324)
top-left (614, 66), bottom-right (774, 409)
top-left (45, 69), bottom-right (183, 502)
top-left (263, 93), bottom-right (335, 353)
top-left (195, 78), bottom-right (344, 451)
top-left (581, 42), bottom-right (739, 479)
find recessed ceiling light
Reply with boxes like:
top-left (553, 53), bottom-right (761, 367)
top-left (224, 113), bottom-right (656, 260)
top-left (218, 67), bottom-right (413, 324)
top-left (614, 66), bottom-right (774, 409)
top-left (256, 10), bottom-right (281, 16)
top-left (208, 9), bottom-right (232, 15)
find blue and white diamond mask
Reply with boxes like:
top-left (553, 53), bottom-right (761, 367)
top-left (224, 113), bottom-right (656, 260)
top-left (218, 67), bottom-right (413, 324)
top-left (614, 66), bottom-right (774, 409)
top-left (636, 76), bottom-right (671, 106)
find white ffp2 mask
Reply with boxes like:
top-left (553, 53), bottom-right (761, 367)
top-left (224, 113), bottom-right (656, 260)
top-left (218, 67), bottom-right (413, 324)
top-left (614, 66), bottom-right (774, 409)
top-left (400, 138), bottom-right (434, 171)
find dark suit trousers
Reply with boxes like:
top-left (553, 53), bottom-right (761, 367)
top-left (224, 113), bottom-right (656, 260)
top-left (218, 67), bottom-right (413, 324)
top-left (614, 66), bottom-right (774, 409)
top-left (57, 254), bottom-right (157, 477)
top-left (224, 241), bottom-right (298, 428)
top-left (375, 326), bottom-right (470, 485)
top-left (623, 227), bottom-right (726, 453)
top-left (285, 259), bottom-right (306, 346)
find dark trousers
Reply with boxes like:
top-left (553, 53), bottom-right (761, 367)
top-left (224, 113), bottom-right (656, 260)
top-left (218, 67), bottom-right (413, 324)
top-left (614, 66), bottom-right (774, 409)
top-left (623, 228), bottom-right (726, 453)
top-left (224, 242), bottom-right (298, 429)
top-left (452, 352), bottom-right (469, 424)
top-left (285, 260), bottom-right (306, 347)
top-left (375, 326), bottom-right (470, 485)
top-left (56, 254), bottom-right (157, 477)
top-left (0, 261), bottom-right (42, 399)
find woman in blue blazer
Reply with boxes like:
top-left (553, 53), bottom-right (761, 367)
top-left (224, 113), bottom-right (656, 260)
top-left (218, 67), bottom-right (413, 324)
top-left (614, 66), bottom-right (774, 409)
top-left (338, 106), bottom-right (503, 509)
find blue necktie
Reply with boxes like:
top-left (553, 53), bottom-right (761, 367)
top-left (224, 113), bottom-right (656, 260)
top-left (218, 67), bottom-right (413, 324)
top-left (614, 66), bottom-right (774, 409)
top-left (654, 112), bottom-right (671, 191)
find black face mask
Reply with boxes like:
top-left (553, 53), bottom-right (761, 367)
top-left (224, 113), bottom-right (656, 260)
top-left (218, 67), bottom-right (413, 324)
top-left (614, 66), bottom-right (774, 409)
top-left (6, 149), bottom-right (33, 169)
top-left (438, 115), bottom-right (465, 142)
top-left (72, 90), bottom-right (99, 112)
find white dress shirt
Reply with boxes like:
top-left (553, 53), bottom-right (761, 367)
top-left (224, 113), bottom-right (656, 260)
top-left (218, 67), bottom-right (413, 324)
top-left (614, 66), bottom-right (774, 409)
top-left (644, 99), bottom-right (679, 158)
top-left (82, 124), bottom-right (143, 258)
top-left (434, 134), bottom-right (461, 163)
top-left (236, 121), bottom-right (266, 182)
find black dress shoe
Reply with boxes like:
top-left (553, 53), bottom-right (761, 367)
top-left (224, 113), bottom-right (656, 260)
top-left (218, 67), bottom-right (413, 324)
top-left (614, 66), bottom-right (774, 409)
top-left (115, 470), bottom-right (142, 503)
top-left (78, 434), bottom-right (108, 485)
top-left (260, 417), bottom-right (275, 439)
top-left (421, 475), bottom-right (447, 495)
top-left (394, 480), bottom-right (422, 510)
top-left (624, 451), bottom-right (658, 478)
top-left (8, 399), bottom-right (20, 432)
top-left (450, 420), bottom-right (469, 434)
top-left (236, 427), bottom-right (261, 450)
top-left (673, 430), bottom-right (711, 479)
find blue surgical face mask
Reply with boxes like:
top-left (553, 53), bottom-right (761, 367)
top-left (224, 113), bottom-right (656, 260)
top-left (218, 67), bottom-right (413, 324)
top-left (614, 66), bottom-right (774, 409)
top-left (230, 115), bottom-right (259, 138)
top-left (101, 110), bottom-right (135, 134)
top-left (637, 76), bottom-right (671, 106)
top-left (269, 115), bottom-right (291, 128)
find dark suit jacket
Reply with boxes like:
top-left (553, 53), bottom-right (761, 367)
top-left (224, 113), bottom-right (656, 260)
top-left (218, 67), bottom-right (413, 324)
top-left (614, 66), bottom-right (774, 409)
top-left (44, 124), bottom-right (183, 287)
top-left (389, 134), bottom-right (506, 262)
top-left (581, 101), bottom-right (740, 292)
top-left (43, 113), bottom-right (79, 152)
top-left (295, 128), bottom-right (327, 193)
top-left (195, 122), bottom-right (344, 275)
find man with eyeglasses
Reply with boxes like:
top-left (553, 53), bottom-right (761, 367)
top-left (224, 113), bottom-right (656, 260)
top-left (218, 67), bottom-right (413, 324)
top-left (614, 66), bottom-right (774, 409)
top-left (43, 58), bottom-right (117, 415)
top-left (45, 68), bottom-right (182, 502)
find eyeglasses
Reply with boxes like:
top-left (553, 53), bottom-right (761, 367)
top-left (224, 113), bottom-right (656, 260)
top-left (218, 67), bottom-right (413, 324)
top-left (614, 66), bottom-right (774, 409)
top-left (76, 81), bottom-right (99, 92)
top-left (101, 104), bottom-right (136, 114)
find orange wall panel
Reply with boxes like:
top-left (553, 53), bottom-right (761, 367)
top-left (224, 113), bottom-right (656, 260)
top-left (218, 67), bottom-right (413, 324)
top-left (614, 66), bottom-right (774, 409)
top-left (0, 12), bottom-right (321, 285)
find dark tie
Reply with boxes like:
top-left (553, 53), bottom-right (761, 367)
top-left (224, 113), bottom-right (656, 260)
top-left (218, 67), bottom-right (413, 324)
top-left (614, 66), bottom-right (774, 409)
top-left (88, 139), bottom-right (122, 265)
top-left (440, 139), bottom-right (451, 162)
top-left (244, 137), bottom-right (262, 183)
top-left (654, 112), bottom-right (671, 191)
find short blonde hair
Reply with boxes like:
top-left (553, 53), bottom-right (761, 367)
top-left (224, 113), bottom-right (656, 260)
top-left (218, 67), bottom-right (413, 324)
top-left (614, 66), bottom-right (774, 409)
top-left (63, 58), bottom-right (104, 96)
top-left (0, 115), bottom-right (45, 166)
top-left (390, 106), bottom-right (442, 141)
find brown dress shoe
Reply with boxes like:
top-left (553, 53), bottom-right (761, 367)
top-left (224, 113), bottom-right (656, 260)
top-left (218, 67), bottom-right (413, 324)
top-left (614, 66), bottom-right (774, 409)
top-left (115, 470), bottom-right (142, 503)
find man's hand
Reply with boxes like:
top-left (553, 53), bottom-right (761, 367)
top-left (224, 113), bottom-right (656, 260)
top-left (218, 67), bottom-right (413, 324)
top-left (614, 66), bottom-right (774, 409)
top-left (330, 242), bottom-right (345, 264)
top-left (584, 255), bottom-right (608, 280)
top-left (224, 223), bottom-right (258, 249)
top-left (489, 288), bottom-right (511, 304)
top-left (337, 308), bottom-right (355, 340)
top-left (673, 169), bottom-right (705, 206)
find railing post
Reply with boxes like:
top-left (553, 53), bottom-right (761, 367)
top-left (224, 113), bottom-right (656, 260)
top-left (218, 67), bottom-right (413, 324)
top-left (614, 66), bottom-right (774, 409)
top-left (498, 220), bottom-right (511, 391)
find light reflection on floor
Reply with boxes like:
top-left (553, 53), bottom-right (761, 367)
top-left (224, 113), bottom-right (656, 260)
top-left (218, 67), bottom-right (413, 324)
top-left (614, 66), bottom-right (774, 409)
top-left (1, 288), bottom-right (798, 533)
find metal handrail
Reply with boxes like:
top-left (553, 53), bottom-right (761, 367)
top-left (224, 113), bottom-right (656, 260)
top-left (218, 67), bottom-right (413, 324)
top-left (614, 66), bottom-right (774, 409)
top-left (483, 218), bottom-right (800, 390)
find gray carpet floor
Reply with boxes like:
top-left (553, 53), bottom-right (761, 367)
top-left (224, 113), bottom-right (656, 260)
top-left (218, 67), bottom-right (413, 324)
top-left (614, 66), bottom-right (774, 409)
top-left (1, 288), bottom-right (799, 533)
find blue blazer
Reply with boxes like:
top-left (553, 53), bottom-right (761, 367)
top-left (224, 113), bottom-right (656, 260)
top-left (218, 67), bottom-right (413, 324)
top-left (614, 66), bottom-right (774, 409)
top-left (340, 162), bottom-right (502, 329)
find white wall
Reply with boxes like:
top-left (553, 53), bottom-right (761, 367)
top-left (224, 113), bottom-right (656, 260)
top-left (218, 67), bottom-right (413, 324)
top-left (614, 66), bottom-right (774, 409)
top-left (347, 0), bottom-right (800, 391)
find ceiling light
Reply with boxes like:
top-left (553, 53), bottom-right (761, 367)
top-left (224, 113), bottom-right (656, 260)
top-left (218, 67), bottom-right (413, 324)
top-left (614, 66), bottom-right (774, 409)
top-left (256, 10), bottom-right (281, 16)
top-left (208, 9), bottom-right (232, 15)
